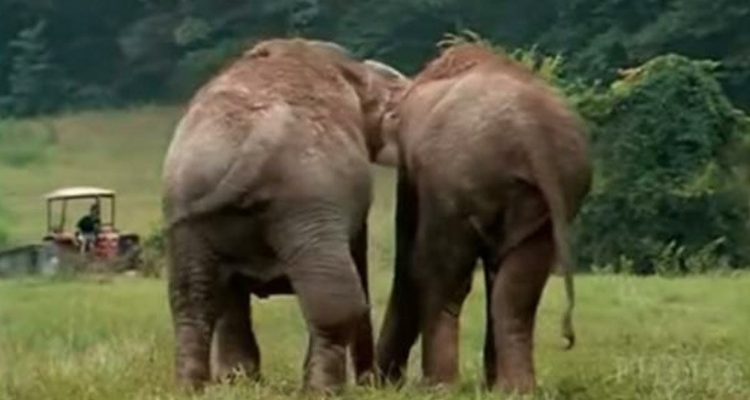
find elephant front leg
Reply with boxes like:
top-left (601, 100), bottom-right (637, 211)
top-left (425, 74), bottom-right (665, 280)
top-left (168, 224), bottom-right (219, 390)
top-left (210, 277), bottom-right (260, 382)
top-left (349, 224), bottom-right (375, 384)
top-left (376, 171), bottom-right (420, 385)
top-left (490, 224), bottom-right (554, 393)
top-left (482, 260), bottom-right (498, 386)
top-left (376, 275), bottom-right (420, 384)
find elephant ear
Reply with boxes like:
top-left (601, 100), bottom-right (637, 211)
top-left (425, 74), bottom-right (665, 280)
top-left (363, 60), bottom-right (408, 83)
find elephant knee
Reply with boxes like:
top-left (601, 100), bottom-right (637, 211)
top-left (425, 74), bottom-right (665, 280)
top-left (308, 292), bottom-right (369, 339)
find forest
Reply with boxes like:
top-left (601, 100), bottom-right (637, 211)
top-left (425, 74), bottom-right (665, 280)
top-left (2, 0), bottom-right (750, 274)
top-left (1, 0), bottom-right (750, 114)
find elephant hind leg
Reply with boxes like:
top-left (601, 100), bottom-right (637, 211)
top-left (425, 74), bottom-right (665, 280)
top-left (167, 223), bottom-right (220, 390)
top-left (269, 212), bottom-right (368, 393)
top-left (490, 222), bottom-right (554, 393)
top-left (376, 170), bottom-right (420, 385)
top-left (210, 275), bottom-right (260, 382)
top-left (349, 223), bottom-right (375, 385)
top-left (375, 268), bottom-right (419, 385)
top-left (411, 214), bottom-right (479, 386)
top-left (288, 249), bottom-right (368, 393)
top-left (481, 258), bottom-right (498, 387)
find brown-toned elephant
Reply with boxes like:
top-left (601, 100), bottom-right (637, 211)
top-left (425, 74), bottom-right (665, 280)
top-left (375, 43), bottom-right (592, 393)
top-left (161, 38), bottom-right (407, 392)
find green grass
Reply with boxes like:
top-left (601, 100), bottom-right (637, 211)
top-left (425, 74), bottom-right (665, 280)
top-left (0, 106), bottom-right (180, 245)
top-left (0, 119), bottom-right (56, 168)
top-left (1, 108), bottom-right (750, 399)
top-left (1, 274), bottom-right (749, 399)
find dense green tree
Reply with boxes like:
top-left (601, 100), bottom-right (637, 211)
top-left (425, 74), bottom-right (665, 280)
top-left (1, 20), bottom-right (68, 115)
top-left (574, 54), bottom-right (750, 273)
top-left (1, 0), bottom-right (749, 113)
top-left (541, 0), bottom-right (750, 108)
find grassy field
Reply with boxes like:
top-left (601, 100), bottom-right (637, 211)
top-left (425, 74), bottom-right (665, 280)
top-left (0, 106), bottom-right (181, 245)
top-left (1, 108), bottom-right (750, 399)
top-left (2, 273), bottom-right (749, 400)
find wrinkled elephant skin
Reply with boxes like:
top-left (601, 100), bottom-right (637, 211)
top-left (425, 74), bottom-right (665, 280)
top-left (162, 38), bottom-right (407, 393)
top-left (376, 44), bottom-right (592, 393)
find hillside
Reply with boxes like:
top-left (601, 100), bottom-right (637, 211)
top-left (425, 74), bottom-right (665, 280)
top-left (0, 106), bottom-right (399, 264)
top-left (0, 106), bottom-right (179, 244)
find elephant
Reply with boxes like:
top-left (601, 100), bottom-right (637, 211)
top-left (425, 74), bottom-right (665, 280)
top-left (161, 38), bottom-right (408, 392)
top-left (375, 43), bottom-right (592, 393)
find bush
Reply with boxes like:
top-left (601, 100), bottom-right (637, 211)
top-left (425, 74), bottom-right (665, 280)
top-left (0, 119), bottom-right (56, 167)
top-left (139, 223), bottom-right (166, 278)
top-left (0, 20), bottom-right (70, 116)
top-left (574, 54), bottom-right (750, 274)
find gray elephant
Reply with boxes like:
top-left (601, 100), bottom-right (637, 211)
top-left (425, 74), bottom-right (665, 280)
top-left (161, 38), bottom-right (407, 392)
top-left (375, 43), bottom-right (592, 393)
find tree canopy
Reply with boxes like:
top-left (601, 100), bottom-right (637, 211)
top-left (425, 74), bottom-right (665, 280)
top-left (1, 0), bottom-right (749, 115)
top-left (2, 2), bottom-right (750, 273)
top-left (574, 54), bottom-right (750, 273)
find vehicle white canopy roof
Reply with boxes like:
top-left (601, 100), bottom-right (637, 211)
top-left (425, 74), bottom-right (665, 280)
top-left (44, 187), bottom-right (115, 201)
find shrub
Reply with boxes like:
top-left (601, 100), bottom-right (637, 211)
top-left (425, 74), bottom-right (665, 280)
top-left (139, 223), bottom-right (166, 278)
top-left (574, 54), bottom-right (750, 274)
top-left (0, 20), bottom-right (70, 116)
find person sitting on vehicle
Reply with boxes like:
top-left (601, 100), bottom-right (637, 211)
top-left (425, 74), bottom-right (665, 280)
top-left (76, 203), bottom-right (101, 253)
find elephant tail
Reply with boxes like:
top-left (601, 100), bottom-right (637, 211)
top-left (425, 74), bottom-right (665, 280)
top-left (552, 194), bottom-right (576, 351)
top-left (528, 146), bottom-right (576, 351)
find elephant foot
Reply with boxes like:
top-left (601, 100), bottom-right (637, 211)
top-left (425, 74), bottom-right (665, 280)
top-left (375, 297), bottom-right (419, 387)
top-left (354, 369), bottom-right (377, 387)
top-left (210, 279), bottom-right (261, 383)
top-left (174, 322), bottom-right (214, 391)
top-left (304, 336), bottom-right (348, 394)
top-left (351, 312), bottom-right (375, 387)
top-left (176, 358), bottom-right (211, 391)
top-left (421, 310), bottom-right (461, 386)
top-left (495, 367), bottom-right (536, 395)
top-left (175, 337), bottom-right (211, 392)
top-left (212, 355), bottom-right (260, 383)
